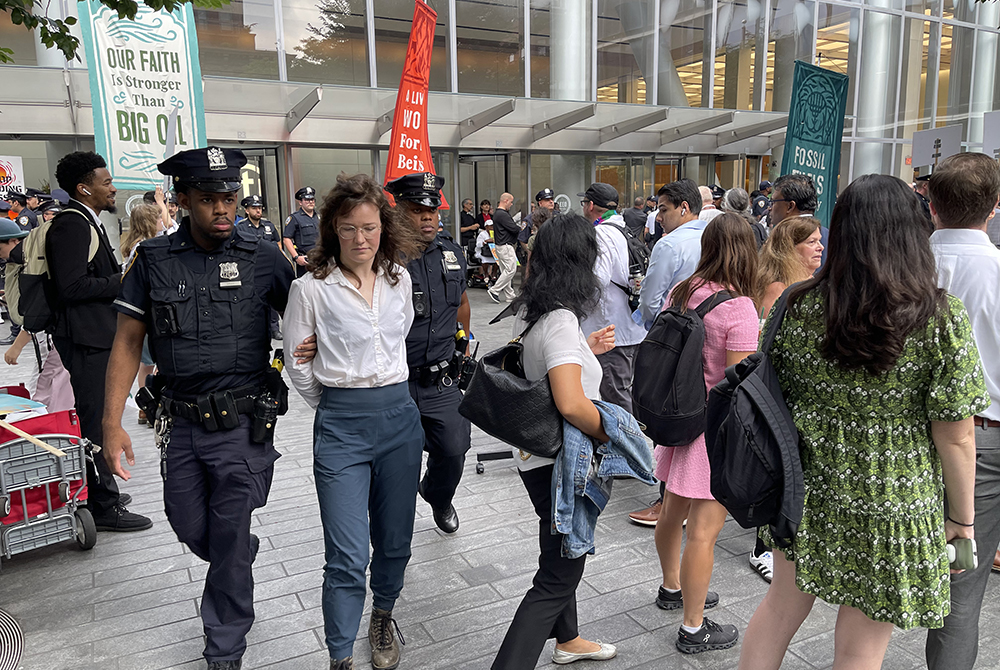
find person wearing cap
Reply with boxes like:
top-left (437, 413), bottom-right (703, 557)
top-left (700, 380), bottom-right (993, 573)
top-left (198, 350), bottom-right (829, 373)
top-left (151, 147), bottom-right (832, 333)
top-left (102, 146), bottom-right (298, 670)
top-left (45, 151), bottom-right (152, 534)
top-left (623, 196), bottom-right (648, 239)
top-left (385, 172), bottom-right (472, 537)
top-left (40, 200), bottom-right (62, 222)
top-left (578, 183), bottom-right (647, 413)
top-left (487, 192), bottom-right (519, 303)
top-left (518, 188), bottom-right (555, 258)
top-left (237, 194), bottom-right (282, 340)
top-left (162, 190), bottom-right (181, 234)
top-left (283, 186), bottom-right (319, 277)
top-left (913, 172), bottom-right (934, 226)
top-left (752, 180), bottom-right (773, 220)
top-left (24, 187), bottom-right (45, 214)
top-left (6, 191), bottom-right (37, 233)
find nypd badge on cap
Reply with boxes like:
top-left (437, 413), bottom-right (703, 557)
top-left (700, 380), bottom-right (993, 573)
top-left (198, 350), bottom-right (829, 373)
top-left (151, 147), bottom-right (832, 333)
top-left (158, 147), bottom-right (247, 193)
top-left (385, 172), bottom-right (445, 208)
top-left (241, 194), bottom-right (265, 209)
top-left (295, 187), bottom-right (316, 200)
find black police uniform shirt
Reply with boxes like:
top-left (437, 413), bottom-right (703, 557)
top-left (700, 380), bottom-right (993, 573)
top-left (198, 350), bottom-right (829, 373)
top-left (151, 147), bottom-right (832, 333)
top-left (236, 217), bottom-right (280, 244)
top-left (283, 208), bottom-right (319, 254)
top-left (405, 231), bottom-right (467, 368)
top-left (115, 219), bottom-right (294, 397)
top-left (14, 207), bottom-right (37, 232)
top-left (752, 195), bottom-right (770, 219)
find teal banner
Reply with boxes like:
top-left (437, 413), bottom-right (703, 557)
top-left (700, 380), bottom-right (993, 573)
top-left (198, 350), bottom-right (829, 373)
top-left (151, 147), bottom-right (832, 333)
top-left (780, 61), bottom-right (850, 227)
top-left (79, 2), bottom-right (207, 190)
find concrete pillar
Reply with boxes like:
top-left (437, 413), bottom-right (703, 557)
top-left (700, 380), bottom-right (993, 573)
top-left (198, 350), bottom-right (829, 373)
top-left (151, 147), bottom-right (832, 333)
top-left (854, 8), bottom-right (894, 176)
top-left (656, 0), bottom-right (691, 106)
top-left (969, 2), bottom-right (999, 144)
top-left (34, 0), bottom-right (66, 68)
top-left (550, 0), bottom-right (589, 101)
top-left (770, 0), bottom-right (814, 173)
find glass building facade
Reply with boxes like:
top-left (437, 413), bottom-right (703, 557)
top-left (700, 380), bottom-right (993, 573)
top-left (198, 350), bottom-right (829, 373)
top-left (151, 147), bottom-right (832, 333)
top-left (3, 0), bottom-right (1000, 230)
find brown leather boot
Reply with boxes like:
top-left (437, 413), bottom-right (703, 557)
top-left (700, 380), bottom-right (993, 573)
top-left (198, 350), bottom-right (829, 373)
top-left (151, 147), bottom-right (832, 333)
top-left (369, 607), bottom-right (403, 670)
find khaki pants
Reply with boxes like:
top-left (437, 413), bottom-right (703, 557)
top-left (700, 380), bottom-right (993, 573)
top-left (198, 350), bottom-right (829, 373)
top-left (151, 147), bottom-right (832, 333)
top-left (491, 244), bottom-right (518, 299)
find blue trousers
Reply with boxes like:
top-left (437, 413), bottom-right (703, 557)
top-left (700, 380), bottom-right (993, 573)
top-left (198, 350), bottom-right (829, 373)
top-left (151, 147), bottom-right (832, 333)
top-left (163, 413), bottom-right (280, 663)
top-left (313, 383), bottom-right (424, 659)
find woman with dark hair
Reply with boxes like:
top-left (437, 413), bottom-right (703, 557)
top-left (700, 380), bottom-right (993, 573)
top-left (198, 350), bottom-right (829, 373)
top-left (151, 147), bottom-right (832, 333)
top-left (653, 213), bottom-right (760, 654)
top-left (475, 199), bottom-right (493, 227)
top-left (492, 213), bottom-right (618, 669)
top-left (738, 175), bottom-right (988, 670)
top-left (283, 173), bottom-right (424, 670)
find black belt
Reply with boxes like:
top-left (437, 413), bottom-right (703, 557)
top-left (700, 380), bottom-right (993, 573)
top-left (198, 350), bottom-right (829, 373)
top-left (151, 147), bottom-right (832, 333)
top-left (161, 384), bottom-right (259, 424)
top-left (410, 360), bottom-right (454, 388)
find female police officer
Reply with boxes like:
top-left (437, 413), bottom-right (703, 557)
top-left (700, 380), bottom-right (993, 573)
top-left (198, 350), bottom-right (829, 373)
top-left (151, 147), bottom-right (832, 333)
top-left (102, 147), bottom-right (296, 670)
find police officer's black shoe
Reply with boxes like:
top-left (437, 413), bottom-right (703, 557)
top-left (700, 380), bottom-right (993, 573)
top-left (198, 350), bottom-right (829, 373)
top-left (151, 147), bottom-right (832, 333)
top-left (432, 505), bottom-right (459, 534)
top-left (0, 334), bottom-right (16, 346)
top-left (369, 607), bottom-right (403, 670)
top-left (91, 503), bottom-right (153, 532)
top-left (206, 660), bottom-right (241, 670)
top-left (250, 533), bottom-right (260, 563)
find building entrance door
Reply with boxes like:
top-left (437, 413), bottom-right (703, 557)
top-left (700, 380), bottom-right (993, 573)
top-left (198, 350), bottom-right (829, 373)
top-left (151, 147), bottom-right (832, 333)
top-left (239, 148), bottom-right (282, 230)
top-left (458, 153), bottom-right (509, 214)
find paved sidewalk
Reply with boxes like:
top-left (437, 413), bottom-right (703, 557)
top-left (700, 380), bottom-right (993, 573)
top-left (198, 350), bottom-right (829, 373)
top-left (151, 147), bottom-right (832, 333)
top-left (1, 287), bottom-right (998, 670)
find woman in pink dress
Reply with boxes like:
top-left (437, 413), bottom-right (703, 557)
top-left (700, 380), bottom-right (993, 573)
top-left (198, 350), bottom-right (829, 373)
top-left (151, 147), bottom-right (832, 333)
top-left (653, 213), bottom-right (761, 654)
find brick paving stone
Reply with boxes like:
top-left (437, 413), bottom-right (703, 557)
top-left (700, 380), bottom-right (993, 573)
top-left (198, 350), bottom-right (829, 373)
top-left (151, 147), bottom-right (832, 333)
top-left (0, 289), bottom-right (996, 669)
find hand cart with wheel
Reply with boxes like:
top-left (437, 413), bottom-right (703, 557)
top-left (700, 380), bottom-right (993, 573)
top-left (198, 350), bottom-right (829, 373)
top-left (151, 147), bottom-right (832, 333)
top-left (0, 409), bottom-right (96, 564)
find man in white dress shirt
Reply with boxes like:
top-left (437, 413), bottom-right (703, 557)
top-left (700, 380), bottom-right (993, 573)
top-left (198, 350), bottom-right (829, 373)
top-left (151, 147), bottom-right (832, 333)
top-left (925, 152), bottom-right (1000, 670)
top-left (577, 182), bottom-right (647, 413)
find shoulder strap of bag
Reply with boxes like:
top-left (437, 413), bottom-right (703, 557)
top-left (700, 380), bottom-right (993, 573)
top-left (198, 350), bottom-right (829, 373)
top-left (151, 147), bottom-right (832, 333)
top-left (693, 290), bottom-right (734, 318)
top-left (512, 319), bottom-right (538, 343)
top-left (759, 287), bottom-right (793, 354)
top-left (57, 207), bottom-right (103, 262)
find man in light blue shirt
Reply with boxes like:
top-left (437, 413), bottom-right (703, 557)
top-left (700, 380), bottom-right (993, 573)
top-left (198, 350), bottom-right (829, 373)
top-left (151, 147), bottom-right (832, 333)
top-left (635, 179), bottom-right (706, 328)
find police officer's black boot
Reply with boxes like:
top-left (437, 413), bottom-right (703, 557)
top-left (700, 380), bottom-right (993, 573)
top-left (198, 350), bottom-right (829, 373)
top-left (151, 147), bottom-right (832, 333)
top-left (418, 479), bottom-right (459, 534)
top-left (206, 660), bottom-right (241, 670)
top-left (369, 607), bottom-right (403, 670)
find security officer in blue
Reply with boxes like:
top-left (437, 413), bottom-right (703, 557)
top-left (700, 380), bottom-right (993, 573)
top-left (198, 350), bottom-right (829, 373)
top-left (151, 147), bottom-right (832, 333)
top-left (101, 146), bottom-right (296, 670)
top-left (282, 186), bottom-right (318, 277)
top-left (386, 172), bottom-right (472, 534)
top-left (6, 191), bottom-right (37, 232)
top-left (237, 194), bottom-right (282, 340)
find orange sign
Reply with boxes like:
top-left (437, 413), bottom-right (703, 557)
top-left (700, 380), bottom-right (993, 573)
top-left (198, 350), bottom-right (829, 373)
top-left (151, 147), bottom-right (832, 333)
top-left (384, 0), bottom-right (448, 209)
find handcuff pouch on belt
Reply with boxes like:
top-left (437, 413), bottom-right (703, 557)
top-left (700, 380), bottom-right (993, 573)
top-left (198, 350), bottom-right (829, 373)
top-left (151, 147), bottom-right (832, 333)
top-left (415, 361), bottom-right (453, 388)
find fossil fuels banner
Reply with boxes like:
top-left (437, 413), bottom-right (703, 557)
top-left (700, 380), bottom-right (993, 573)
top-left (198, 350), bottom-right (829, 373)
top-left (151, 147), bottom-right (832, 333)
top-left (780, 60), bottom-right (850, 227)
top-left (80, 1), bottom-right (207, 190)
top-left (383, 0), bottom-right (449, 209)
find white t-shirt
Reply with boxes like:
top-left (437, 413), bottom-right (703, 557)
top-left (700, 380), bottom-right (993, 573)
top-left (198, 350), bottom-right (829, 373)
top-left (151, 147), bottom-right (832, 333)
top-left (510, 308), bottom-right (603, 471)
top-left (475, 229), bottom-right (496, 263)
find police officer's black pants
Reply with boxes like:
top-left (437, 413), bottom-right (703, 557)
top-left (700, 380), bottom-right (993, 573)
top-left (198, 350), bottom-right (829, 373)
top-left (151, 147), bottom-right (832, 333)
top-left (492, 465), bottom-right (585, 669)
top-left (51, 338), bottom-right (120, 515)
top-left (408, 381), bottom-right (472, 510)
top-left (163, 413), bottom-right (279, 663)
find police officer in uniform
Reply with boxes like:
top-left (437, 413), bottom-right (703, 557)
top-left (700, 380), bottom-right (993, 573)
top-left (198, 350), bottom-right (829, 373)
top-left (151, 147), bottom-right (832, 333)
top-left (102, 146), bottom-right (296, 670)
top-left (6, 191), bottom-right (37, 232)
top-left (282, 186), bottom-right (318, 277)
top-left (385, 172), bottom-right (472, 534)
top-left (752, 180), bottom-right (772, 221)
top-left (237, 194), bottom-right (282, 340)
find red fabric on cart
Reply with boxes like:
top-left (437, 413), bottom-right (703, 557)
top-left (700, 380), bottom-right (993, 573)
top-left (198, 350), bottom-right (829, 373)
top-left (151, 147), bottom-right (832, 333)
top-left (0, 410), bottom-right (89, 526)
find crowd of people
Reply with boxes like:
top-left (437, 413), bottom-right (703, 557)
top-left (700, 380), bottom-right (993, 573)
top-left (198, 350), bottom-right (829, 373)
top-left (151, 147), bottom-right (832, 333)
top-left (1, 146), bottom-right (998, 670)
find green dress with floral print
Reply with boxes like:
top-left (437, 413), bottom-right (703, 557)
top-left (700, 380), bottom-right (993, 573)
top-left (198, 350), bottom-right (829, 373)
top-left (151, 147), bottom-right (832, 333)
top-left (761, 291), bottom-right (989, 630)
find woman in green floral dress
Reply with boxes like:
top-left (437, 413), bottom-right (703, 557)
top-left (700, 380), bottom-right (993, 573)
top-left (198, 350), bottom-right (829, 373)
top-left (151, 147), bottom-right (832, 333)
top-left (738, 175), bottom-right (989, 670)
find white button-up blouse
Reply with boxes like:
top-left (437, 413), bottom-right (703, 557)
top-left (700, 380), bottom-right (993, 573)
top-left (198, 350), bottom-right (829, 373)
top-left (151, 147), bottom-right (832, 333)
top-left (283, 264), bottom-right (414, 408)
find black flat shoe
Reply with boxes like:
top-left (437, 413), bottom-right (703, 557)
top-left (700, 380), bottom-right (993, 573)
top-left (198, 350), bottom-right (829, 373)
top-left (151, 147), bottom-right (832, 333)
top-left (432, 504), bottom-right (459, 534)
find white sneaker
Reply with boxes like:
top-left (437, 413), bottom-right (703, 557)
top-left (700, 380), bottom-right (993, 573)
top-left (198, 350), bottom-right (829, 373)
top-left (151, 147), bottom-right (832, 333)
top-left (749, 550), bottom-right (773, 583)
top-left (551, 641), bottom-right (617, 665)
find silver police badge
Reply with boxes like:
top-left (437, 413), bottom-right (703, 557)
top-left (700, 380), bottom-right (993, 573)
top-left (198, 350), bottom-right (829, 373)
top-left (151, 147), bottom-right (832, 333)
top-left (207, 147), bottom-right (227, 171)
top-left (219, 261), bottom-right (241, 288)
top-left (423, 172), bottom-right (437, 190)
top-left (443, 249), bottom-right (461, 271)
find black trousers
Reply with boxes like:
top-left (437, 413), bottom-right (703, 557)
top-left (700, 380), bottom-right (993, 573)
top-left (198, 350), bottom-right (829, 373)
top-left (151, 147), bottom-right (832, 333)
top-left (492, 465), bottom-right (586, 669)
top-left (408, 380), bottom-right (471, 510)
top-left (51, 338), bottom-right (120, 515)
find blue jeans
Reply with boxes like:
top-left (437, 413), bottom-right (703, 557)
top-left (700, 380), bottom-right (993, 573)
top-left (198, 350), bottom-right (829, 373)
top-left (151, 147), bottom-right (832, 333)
top-left (313, 383), bottom-right (424, 659)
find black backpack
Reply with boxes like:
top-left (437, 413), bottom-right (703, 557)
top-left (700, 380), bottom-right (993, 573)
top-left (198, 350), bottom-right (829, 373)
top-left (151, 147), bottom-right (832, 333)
top-left (705, 290), bottom-right (803, 548)
top-left (600, 221), bottom-right (651, 311)
top-left (631, 291), bottom-right (733, 446)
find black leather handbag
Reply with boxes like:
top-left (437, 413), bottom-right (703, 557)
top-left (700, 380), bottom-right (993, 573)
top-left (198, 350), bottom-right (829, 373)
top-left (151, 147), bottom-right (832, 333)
top-left (458, 321), bottom-right (563, 458)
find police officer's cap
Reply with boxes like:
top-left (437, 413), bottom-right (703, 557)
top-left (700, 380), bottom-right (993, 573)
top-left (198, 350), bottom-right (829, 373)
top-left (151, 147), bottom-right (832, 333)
top-left (759, 180), bottom-right (772, 190)
top-left (295, 187), bottom-right (316, 201)
top-left (577, 183), bottom-right (618, 209)
top-left (41, 200), bottom-right (62, 214)
top-left (0, 201), bottom-right (9, 213)
top-left (5, 190), bottom-right (26, 205)
top-left (241, 194), bottom-right (265, 209)
top-left (51, 188), bottom-right (69, 205)
top-left (709, 184), bottom-right (726, 199)
top-left (385, 172), bottom-right (444, 208)
top-left (166, 190), bottom-right (178, 204)
top-left (25, 187), bottom-right (45, 198)
top-left (535, 188), bottom-right (555, 202)
top-left (0, 218), bottom-right (29, 241)
top-left (157, 147), bottom-right (247, 193)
